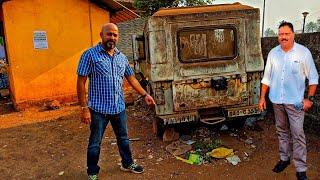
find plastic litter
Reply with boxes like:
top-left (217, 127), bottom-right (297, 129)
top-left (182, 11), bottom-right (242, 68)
top-left (220, 124), bottom-right (228, 131)
top-left (188, 153), bottom-right (202, 165)
top-left (210, 147), bottom-right (234, 158)
top-left (226, 155), bottom-right (241, 165)
top-left (245, 138), bottom-right (253, 144)
top-left (180, 135), bottom-right (196, 145)
top-left (166, 141), bottom-right (192, 156)
top-left (175, 153), bottom-right (202, 165)
top-left (175, 156), bottom-right (193, 164)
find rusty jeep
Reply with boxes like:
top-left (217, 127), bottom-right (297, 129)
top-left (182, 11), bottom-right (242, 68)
top-left (132, 3), bottom-right (264, 135)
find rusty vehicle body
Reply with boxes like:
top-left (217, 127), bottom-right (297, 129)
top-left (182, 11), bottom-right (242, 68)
top-left (132, 3), bottom-right (264, 134)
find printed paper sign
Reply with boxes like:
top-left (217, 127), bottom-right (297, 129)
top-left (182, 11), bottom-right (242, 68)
top-left (33, 31), bottom-right (48, 49)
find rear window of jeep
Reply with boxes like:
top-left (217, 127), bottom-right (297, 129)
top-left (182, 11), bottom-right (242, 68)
top-left (178, 26), bottom-right (237, 63)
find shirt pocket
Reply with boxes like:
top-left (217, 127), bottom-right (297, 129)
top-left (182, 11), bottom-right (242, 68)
top-left (94, 60), bottom-right (109, 76)
top-left (116, 62), bottom-right (126, 77)
top-left (291, 60), bottom-right (301, 74)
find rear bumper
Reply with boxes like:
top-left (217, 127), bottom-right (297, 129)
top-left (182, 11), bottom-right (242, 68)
top-left (158, 105), bottom-right (261, 125)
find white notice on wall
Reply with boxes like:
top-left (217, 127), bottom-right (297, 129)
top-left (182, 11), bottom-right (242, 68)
top-left (33, 31), bottom-right (48, 49)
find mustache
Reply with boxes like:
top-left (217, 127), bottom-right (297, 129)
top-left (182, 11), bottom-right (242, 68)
top-left (281, 39), bottom-right (288, 42)
top-left (103, 41), bottom-right (116, 49)
top-left (107, 40), bottom-right (116, 43)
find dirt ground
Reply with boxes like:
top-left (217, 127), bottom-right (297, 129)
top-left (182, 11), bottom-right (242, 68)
top-left (0, 101), bottom-right (320, 180)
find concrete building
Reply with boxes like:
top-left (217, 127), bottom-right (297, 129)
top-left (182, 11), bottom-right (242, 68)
top-left (0, 0), bottom-right (138, 109)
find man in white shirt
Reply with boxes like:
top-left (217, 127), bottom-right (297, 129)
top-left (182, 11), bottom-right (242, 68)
top-left (259, 22), bottom-right (318, 180)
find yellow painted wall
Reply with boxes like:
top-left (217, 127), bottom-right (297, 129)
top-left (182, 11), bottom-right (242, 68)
top-left (2, 0), bottom-right (109, 106)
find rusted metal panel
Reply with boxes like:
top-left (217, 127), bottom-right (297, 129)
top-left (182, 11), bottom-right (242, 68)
top-left (136, 4), bottom-right (264, 124)
top-left (247, 72), bottom-right (262, 105)
top-left (177, 62), bottom-right (239, 77)
top-left (245, 18), bottom-right (264, 72)
top-left (149, 31), bottom-right (167, 64)
top-left (172, 76), bottom-right (248, 112)
top-left (147, 17), bottom-right (165, 31)
top-left (153, 82), bottom-right (174, 115)
top-left (153, 3), bottom-right (256, 17)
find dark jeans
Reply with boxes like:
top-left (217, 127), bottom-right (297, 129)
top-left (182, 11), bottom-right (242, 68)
top-left (87, 109), bottom-right (133, 175)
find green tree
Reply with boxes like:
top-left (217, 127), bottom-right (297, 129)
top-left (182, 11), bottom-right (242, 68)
top-left (264, 28), bottom-right (277, 37)
top-left (133, 0), bottom-right (214, 16)
top-left (316, 17), bottom-right (320, 32)
top-left (305, 21), bottom-right (317, 33)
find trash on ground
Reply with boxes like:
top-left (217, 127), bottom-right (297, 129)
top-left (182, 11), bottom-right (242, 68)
top-left (244, 152), bottom-right (249, 157)
top-left (166, 141), bottom-right (192, 156)
top-left (226, 155), bottom-right (241, 165)
top-left (251, 144), bottom-right (256, 148)
top-left (210, 147), bottom-right (234, 158)
top-left (194, 139), bottom-right (222, 153)
top-left (188, 153), bottom-right (202, 165)
top-left (58, 171), bottom-right (64, 176)
top-left (220, 124), bottom-right (228, 131)
top-left (175, 153), bottom-right (202, 165)
top-left (244, 138), bottom-right (253, 145)
top-left (44, 100), bottom-right (61, 110)
top-left (194, 127), bottom-right (211, 138)
top-left (229, 133), bottom-right (238, 137)
top-left (175, 156), bottom-right (193, 164)
top-left (180, 135), bottom-right (196, 145)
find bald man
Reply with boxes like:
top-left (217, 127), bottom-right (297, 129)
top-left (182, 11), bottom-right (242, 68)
top-left (77, 23), bottom-right (155, 179)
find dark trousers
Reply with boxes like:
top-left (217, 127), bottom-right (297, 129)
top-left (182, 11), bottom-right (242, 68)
top-left (87, 109), bottom-right (133, 175)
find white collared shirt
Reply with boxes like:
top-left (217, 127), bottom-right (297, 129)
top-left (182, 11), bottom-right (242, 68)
top-left (262, 42), bottom-right (319, 104)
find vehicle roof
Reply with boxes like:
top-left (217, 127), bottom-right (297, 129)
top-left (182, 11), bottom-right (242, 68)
top-left (153, 3), bottom-right (255, 17)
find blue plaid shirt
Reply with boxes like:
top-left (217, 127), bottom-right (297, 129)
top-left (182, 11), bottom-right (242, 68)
top-left (77, 43), bottom-right (134, 114)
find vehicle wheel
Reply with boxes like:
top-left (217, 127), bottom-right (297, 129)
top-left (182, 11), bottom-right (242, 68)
top-left (153, 117), bottom-right (165, 137)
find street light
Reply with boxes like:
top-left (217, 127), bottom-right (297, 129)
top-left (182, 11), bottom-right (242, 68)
top-left (261, 0), bottom-right (266, 37)
top-left (302, 12), bottom-right (309, 33)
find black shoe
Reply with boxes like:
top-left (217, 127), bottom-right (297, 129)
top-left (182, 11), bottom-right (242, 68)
top-left (272, 160), bottom-right (290, 173)
top-left (296, 172), bottom-right (307, 180)
top-left (120, 163), bottom-right (144, 174)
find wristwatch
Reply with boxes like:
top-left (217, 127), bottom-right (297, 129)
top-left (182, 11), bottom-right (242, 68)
top-left (308, 96), bottom-right (315, 103)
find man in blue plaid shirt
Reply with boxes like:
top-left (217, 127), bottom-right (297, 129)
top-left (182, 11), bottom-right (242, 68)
top-left (77, 23), bottom-right (155, 180)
